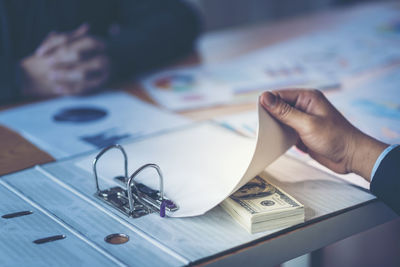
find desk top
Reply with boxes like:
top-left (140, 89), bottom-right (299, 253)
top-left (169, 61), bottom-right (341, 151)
top-left (0, 152), bottom-right (393, 267)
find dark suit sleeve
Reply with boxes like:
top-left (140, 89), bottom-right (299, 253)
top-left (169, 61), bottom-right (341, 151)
top-left (370, 146), bottom-right (400, 215)
top-left (106, 0), bottom-right (201, 80)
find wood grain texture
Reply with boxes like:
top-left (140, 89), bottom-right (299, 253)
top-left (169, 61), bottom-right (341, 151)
top-left (0, 125), bottom-right (54, 176)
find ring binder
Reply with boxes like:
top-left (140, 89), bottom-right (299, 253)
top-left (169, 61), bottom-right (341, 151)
top-left (93, 144), bottom-right (178, 218)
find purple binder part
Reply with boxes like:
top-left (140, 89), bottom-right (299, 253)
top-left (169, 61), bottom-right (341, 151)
top-left (165, 200), bottom-right (176, 209)
top-left (160, 200), bottom-right (177, 217)
top-left (160, 200), bottom-right (166, 217)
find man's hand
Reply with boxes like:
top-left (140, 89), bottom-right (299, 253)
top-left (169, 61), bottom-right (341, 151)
top-left (260, 89), bottom-right (388, 181)
top-left (21, 24), bottom-right (110, 98)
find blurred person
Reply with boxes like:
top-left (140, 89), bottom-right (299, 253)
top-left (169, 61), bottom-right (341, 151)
top-left (0, 0), bottom-right (200, 104)
top-left (260, 89), bottom-right (400, 215)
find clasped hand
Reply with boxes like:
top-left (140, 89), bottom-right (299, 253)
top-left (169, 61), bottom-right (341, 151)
top-left (21, 23), bottom-right (110, 98)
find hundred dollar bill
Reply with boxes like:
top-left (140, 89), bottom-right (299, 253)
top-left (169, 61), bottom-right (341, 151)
top-left (220, 173), bottom-right (304, 234)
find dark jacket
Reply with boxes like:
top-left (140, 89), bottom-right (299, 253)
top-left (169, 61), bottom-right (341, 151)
top-left (0, 0), bottom-right (200, 104)
top-left (370, 146), bottom-right (400, 215)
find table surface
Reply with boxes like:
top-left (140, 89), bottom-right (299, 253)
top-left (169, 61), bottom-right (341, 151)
top-left (0, 2), bottom-right (398, 266)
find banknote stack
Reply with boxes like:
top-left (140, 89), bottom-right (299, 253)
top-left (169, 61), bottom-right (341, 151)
top-left (220, 174), bottom-right (304, 234)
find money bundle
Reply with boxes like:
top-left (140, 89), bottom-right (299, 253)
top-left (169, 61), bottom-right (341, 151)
top-left (220, 174), bottom-right (304, 234)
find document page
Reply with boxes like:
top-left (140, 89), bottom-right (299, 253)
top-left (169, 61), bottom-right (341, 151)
top-left (76, 101), bottom-right (296, 217)
top-left (0, 92), bottom-right (190, 159)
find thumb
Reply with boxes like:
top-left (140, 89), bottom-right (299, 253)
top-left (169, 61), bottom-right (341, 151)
top-left (260, 91), bottom-right (311, 132)
top-left (69, 23), bottom-right (90, 40)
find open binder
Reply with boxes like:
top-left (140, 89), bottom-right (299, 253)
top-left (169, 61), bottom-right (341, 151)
top-left (81, 101), bottom-right (297, 218)
top-left (93, 144), bottom-right (178, 218)
top-left (0, 102), bottom-right (377, 266)
top-left (0, 152), bottom-right (377, 266)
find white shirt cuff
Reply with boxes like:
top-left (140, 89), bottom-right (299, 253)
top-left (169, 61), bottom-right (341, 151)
top-left (371, 144), bottom-right (399, 181)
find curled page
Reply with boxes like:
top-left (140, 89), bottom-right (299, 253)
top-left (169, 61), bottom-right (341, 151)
top-left (76, 101), bottom-right (296, 217)
top-left (232, 102), bottom-right (296, 193)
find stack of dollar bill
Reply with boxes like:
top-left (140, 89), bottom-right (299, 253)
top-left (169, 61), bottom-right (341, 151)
top-left (220, 174), bottom-right (304, 234)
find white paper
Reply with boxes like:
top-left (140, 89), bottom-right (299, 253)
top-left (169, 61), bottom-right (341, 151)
top-left (142, 62), bottom-right (336, 111)
top-left (0, 92), bottom-right (190, 159)
top-left (76, 101), bottom-right (296, 217)
top-left (328, 67), bottom-right (400, 144)
top-left (236, 5), bottom-right (400, 80)
top-left (142, 67), bottom-right (233, 111)
top-left (214, 110), bottom-right (258, 138)
top-left (141, 5), bottom-right (400, 111)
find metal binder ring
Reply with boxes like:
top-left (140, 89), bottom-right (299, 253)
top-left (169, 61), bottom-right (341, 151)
top-left (127, 164), bottom-right (164, 215)
top-left (93, 144), bottom-right (128, 193)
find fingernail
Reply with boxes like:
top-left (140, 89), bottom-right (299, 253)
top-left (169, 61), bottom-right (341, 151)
top-left (262, 91), bottom-right (277, 107)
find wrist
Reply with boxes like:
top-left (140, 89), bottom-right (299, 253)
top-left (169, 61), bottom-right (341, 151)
top-left (20, 56), bottom-right (36, 97)
top-left (349, 131), bottom-right (388, 181)
top-left (20, 55), bottom-right (50, 98)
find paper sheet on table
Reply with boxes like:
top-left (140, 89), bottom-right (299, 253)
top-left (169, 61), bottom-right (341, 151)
top-left (214, 110), bottom-right (258, 138)
top-left (0, 92), bottom-right (189, 159)
top-left (141, 5), bottom-right (400, 111)
top-left (76, 101), bottom-right (296, 217)
top-left (142, 62), bottom-right (336, 111)
top-left (328, 66), bottom-right (400, 144)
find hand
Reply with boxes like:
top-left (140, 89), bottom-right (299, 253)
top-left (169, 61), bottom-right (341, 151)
top-left (260, 89), bottom-right (388, 181)
top-left (21, 24), bottom-right (110, 98)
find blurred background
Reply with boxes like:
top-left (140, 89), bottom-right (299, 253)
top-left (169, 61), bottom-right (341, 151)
top-left (189, 0), bottom-right (389, 31)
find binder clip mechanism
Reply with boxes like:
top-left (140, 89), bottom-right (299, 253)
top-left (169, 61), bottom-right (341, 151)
top-left (93, 144), bottom-right (178, 218)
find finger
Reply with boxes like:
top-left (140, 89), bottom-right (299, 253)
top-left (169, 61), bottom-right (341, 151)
top-left (54, 74), bottom-right (107, 95)
top-left (51, 69), bottom-right (84, 83)
top-left (50, 57), bottom-right (109, 94)
top-left (68, 36), bottom-right (105, 55)
top-left (260, 91), bottom-right (313, 132)
top-left (35, 31), bottom-right (56, 54)
top-left (50, 55), bottom-right (109, 81)
top-left (50, 51), bottom-right (78, 67)
top-left (68, 23), bottom-right (90, 41)
top-left (36, 33), bottom-right (69, 56)
top-left (50, 38), bottom-right (105, 67)
top-left (271, 89), bottom-right (304, 106)
top-left (50, 46), bottom-right (86, 67)
top-left (273, 89), bottom-right (326, 115)
top-left (36, 23), bottom-right (90, 57)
